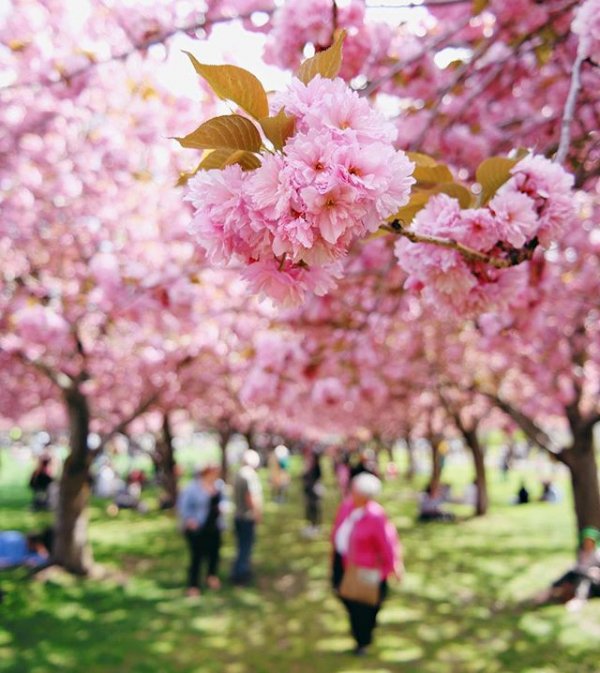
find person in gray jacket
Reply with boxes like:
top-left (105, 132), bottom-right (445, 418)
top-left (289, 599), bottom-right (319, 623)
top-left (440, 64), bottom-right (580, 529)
top-left (231, 450), bottom-right (263, 586)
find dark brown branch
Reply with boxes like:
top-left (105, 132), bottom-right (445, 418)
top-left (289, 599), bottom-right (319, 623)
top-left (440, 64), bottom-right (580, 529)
top-left (479, 390), bottom-right (564, 461)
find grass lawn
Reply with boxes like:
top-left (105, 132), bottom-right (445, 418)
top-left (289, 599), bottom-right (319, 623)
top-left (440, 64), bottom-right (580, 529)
top-left (1, 453), bottom-right (599, 673)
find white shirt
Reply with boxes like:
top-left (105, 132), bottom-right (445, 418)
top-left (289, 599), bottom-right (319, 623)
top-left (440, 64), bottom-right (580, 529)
top-left (334, 507), bottom-right (364, 555)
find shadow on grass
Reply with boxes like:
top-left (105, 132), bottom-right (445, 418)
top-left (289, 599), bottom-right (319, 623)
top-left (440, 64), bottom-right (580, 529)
top-left (1, 479), bottom-right (599, 673)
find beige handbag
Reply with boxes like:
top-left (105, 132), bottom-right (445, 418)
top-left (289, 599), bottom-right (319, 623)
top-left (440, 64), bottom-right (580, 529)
top-left (339, 564), bottom-right (381, 606)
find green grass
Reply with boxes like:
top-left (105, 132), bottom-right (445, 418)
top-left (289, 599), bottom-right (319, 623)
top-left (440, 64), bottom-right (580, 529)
top-left (1, 454), bottom-right (599, 673)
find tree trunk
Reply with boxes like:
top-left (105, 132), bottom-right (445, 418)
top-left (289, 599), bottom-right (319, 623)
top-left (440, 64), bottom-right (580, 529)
top-left (53, 387), bottom-right (93, 575)
top-left (404, 438), bottom-right (416, 482)
top-left (154, 413), bottom-right (178, 509)
top-left (566, 427), bottom-right (600, 542)
top-left (429, 434), bottom-right (444, 492)
top-left (463, 429), bottom-right (488, 516)
top-left (218, 428), bottom-right (232, 482)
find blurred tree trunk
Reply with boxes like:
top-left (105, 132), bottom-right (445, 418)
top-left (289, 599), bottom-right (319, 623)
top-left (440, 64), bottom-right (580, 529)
top-left (428, 433), bottom-right (444, 492)
top-left (218, 426), bottom-right (233, 482)
top-left (462, 428), bottom-right (488, 516)
top-left (564, 425), bottom-right (600, 539)
top-left (54, 386), bottom-right (93, 575)
top-left (153, 412), bottom-right (178, 508)
top-left (404, 437), bottom-right (416, 482)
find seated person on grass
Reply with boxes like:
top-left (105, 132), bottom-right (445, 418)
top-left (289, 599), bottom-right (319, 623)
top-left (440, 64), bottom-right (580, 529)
top-left (0, 528), bottom-right (53, 569)
top-left (418, 482), bottom-right (456, 522)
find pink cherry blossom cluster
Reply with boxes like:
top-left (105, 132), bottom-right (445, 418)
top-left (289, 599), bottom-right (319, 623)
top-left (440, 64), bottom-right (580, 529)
top-left (572, 0), bottom-right (600, 64)
top-left (394, 155), bottom-right (575, 314)
top-left (263, 0), bottom-right (387, 80)
top-left (186, 75), bottom-right (415, 305)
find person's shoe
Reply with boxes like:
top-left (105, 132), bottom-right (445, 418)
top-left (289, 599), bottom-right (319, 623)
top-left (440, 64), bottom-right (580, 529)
top-left (301, 526), bottom-right (318, 539)
top-left (185, 587), bottom-right (201, 597)
top-left (353, 646), bottom-right (368, 657)
top-left (207, 576), bottom-right (221, 590)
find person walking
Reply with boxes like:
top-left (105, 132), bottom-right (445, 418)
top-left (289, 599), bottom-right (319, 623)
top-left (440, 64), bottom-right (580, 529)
top-left (269, 444), bottom-right (290, 503)
top-left (177, 465), bottom-right (225, 597)
top-left (302, 448), bottom-right (323, 537)
top-left (28, 455), bottom-right (54, 511)
top-left (331, 473), bottom-right (402, 656)
top-left (231, 450), bottom-right (263, 586)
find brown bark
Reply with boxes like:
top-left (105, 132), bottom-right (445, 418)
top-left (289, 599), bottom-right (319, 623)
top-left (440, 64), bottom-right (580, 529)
top-left (487, 391), bottom-right (600, 555)
top-left (218, 427), bottom-right (233, 482)
top-left (53, 386), bottom-right (93, 575)
top-left (564, 427), bottom-right (600, 540)
top-left (404, 438), bottom-right (416, 482)
top-left (429, 434), bottom-right (444, 491)
top-left (462, 428), bottom-right (488, 516)
top-left (153, 413), bottom-right (178, 508)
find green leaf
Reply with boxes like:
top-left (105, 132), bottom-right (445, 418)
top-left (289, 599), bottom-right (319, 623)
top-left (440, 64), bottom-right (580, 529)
top-left (183, 52), bottom-right (269, 120)
top-left (176, 115), bottom-right (262, 153)
top-left (199, 149), bottom-right (261, 171)
top-left (297, 30), bottom-right (346, 85)
top-left (259, 109), bottom-right (296, 150)
top-left (476, 156), bottom-right (518, 205)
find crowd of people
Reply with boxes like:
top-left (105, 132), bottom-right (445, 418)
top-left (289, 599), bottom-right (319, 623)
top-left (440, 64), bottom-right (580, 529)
top-left (174, 446), bottom-right (402, 655)
top-left (4, 437), bottom-right (599, 656)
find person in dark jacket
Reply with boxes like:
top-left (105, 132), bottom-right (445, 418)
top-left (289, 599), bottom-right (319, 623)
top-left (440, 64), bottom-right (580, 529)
top-left (177, 465), bottom-right (225, 596)
top-left (302, 449), bottom-right (323, 537)
top-left (28, 456), bottom-right (53, 511)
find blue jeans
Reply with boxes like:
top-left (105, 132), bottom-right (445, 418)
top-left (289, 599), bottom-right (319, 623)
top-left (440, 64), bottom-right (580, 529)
top-left (232, 518), bottom-right (255, 583)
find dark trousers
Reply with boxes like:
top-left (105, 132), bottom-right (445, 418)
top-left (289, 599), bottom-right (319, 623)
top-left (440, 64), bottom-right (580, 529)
top-left (305, 492), bottom-right (322, 526)
top-left (332, 552), bottom-right (387, 648)
top-left (232, 518), bottom-right (255, 583)
top-left (185, 528), bottom-right (221, 588)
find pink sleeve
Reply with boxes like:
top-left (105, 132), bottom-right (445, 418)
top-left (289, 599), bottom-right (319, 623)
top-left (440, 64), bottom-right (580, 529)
top-left (375, 515), bottom-right (400, 577)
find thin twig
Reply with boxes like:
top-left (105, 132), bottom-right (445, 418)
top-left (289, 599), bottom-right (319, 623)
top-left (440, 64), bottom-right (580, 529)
top-left (0, 10), bottom-right (274, 94)
top-left (368, 0), bottom-right (470, 7)
top-left (359, 15), bottom-right (471, 97)
top-left (555, 37), bottom-right (589, 164)
top-left (382, 222), bottom-right (536, 269)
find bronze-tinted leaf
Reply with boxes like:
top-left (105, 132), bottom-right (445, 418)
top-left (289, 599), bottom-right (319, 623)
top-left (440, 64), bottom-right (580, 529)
top-left (259, 109), bottom-right (296, 150)
top-left (476, 156), bottom-right (519, 205)
top-left (472, 0), bottom-right (489, 15)
top-left (176, 115), bottom-right (262, 153)
top-left (184, 52), bottom-right (269, 120)
top-left (432, 182), bottom-right (474, 209)
top-left (297, 30), bottom-right (347, 85)
top-left (199, 149), bottom-right (261, 171)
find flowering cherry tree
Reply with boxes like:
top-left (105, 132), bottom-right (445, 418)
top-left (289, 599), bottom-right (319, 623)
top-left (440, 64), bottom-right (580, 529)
top-left (2, 0), bottom-right (600, 575)
top-left (178, 0), bottom-right (599, 547)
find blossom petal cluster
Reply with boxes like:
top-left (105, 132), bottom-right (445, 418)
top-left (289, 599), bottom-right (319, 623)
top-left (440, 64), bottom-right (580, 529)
top-left (187, 76), bottom-right (415, 305)
top-left (263, 0), bottom-right (392, 80)
top-left (572, 0), bottom-right (600, 64)
top-left (394, 155), bottom-right (575, 314)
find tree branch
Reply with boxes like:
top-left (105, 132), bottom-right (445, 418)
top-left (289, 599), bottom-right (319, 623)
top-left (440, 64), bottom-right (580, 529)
top-left (4, 347), bottom-right (72, 391)
top-left (1, 10), bottom-right (274, 94)
top-left (555, 37), bottom-right (589, 164)
top-left (359, 15), bottom-right (471, 97)
top-left (383, 222), bottom-right (538, 269)
top-left (100, 392), bottom-right (160, 448)
top-left (479, 390), bottom-right (565, 461)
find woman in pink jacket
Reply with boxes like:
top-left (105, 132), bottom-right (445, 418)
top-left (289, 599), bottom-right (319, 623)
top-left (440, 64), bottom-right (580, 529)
top-left (331, 472), bottom-right (403, 656)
